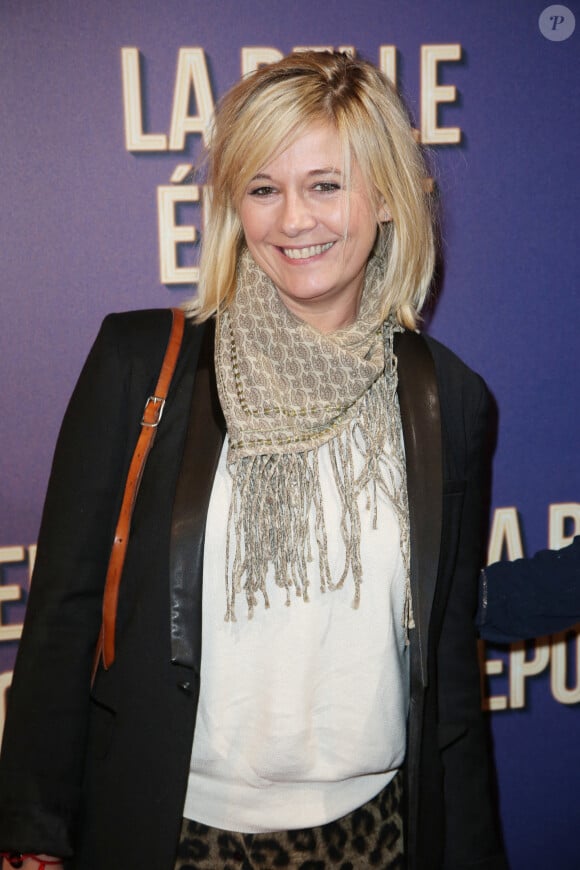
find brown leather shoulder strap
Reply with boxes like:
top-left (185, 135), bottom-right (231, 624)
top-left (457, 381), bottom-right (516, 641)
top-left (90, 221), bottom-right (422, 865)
top-left (93, 308), bottom-right (185, 680)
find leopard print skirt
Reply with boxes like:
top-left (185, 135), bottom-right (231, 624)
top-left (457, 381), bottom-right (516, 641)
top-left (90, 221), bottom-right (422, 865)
top-left (174, 773), bottom-right (403, 870)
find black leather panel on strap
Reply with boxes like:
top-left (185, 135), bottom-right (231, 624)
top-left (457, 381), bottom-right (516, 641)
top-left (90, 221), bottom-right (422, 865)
top-left (169, 320), bottom-right (226, 671)
top-left (395, 330), bottom-right (443, 870)
top-left (394, 330), bottom-right (443, 689)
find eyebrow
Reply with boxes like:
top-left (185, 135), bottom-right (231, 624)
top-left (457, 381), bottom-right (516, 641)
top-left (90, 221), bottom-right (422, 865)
top-left (249, 167), bottom-right (342, 182)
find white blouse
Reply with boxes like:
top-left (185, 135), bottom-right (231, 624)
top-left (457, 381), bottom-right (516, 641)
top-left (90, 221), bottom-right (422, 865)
top-left (183, 431), bottom-right (409, 832)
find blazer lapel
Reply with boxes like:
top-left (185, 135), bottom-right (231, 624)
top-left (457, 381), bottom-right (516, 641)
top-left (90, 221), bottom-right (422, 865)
top-left (394, 331), bottom-right (443, 688)
top-left (169, 320), bottom-right (225, 672)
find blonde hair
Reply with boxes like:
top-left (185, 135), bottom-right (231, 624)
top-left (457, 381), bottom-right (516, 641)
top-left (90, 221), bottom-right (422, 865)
top-left (187, 51), bottom-right (435, 329)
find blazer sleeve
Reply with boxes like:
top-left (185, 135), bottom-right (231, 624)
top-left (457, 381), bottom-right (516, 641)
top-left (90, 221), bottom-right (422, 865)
top-left (436, 374), bottom-right (508, 869)
top-left (477, 535), bottom-right (580, 643)
top-left (0, 313), bottom-right (165, 857)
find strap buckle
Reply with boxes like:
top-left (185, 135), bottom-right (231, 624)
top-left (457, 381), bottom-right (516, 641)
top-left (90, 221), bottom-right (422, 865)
top-left (141, 395), bottom-right (166, 427)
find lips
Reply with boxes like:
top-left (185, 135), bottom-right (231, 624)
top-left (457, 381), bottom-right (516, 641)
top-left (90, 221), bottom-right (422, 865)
top-left (282, 241), bottom-right (335, 260)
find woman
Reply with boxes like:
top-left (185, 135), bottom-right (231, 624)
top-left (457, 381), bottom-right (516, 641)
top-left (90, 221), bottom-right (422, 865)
top-left (0, 52), bottom-right (507, 869)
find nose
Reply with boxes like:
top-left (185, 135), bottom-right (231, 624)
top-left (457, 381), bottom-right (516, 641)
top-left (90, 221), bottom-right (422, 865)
top-left (279, 190), bottom-right (317, 236)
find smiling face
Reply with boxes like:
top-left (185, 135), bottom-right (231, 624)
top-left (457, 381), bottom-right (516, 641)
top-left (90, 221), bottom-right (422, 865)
top-left (238, 123), bottom-right (383, 333)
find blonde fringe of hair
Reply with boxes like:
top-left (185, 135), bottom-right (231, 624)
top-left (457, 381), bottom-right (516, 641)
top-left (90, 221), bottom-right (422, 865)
top-left (185, 51), bottom-right (436, 330)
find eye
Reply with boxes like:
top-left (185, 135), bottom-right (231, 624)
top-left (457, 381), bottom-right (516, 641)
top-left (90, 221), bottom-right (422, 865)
top-left (248, 185), bottom-right (276, 197)
top-left (313, 181), bottom-right (341, 193)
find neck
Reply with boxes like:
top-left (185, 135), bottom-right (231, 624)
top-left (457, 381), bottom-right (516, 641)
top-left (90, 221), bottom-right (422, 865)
top-left (275, 289), bottom-right (362, 334)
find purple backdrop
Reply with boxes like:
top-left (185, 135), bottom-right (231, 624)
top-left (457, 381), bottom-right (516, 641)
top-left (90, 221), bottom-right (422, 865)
top-left (1, 1), bottom-right (579, 866)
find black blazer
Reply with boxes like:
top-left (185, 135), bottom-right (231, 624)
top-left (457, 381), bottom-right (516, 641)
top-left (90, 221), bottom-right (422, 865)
top-left (0, 310), bottom-right (507, 870)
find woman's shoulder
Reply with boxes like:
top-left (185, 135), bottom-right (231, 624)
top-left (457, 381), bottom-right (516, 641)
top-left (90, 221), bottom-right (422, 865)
top-left (94, 308), bottom-right (203, 366)
top-left (421, 332), bottom-right (489, 405)
top-left (99, 308), bottom-right (199, 345)
top-left (421, 333), bottom-right (484, 384)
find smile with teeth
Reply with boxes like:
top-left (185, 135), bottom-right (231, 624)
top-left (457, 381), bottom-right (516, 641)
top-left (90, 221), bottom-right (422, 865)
top-left (282, 241), bottom-right (335, 260)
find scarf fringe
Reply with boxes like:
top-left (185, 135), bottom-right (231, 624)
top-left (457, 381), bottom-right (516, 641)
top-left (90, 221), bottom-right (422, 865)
top-left (224, 356), bottom-right (414, 636)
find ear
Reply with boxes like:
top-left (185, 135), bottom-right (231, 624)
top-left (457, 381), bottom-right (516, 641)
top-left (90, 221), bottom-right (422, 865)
top-left (377, 203), bottom-right (392, 223)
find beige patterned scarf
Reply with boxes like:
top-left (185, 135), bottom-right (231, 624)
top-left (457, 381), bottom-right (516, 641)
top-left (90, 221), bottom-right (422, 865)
top-left (215, 246), bottom-right (412, 630)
